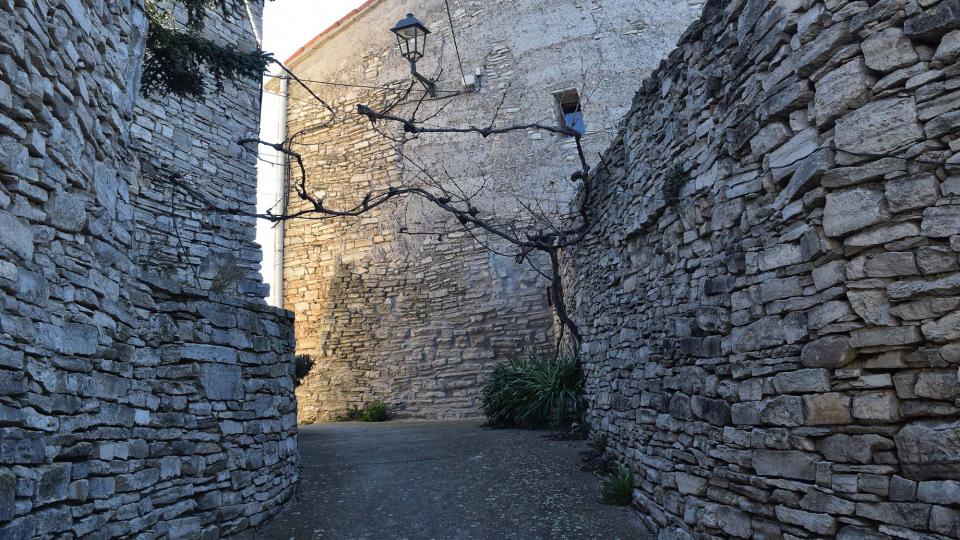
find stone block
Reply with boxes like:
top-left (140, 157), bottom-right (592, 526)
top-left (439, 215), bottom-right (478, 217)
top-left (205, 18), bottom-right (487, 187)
top-left (823, 187), bottom-right (889, 237)
top-left (918, 480), bottom-right (960, 504)
top-left (926, 111), bottom-right (960, 139)
top-left (904, 0), bottom-right (960, 41)
top-left (801, 336), bottom-right (856, 368)
top-left (730, 316), bottom-right (786, 352)
top-left (0, 210), bottom-right (34, 261)
top-left (808, 300), bottom-right (853, 329)
top-left (773, 369), bottom-right (831, 393)
top-left (852, 390), bottom-right (900, 422)
top-left (674, 472), bottom-right (708, 496)
top-left (804, 393), bottom-right (852, 425)
top-left (815, 58), bottom-right (873, 126)
top-left (822, 157), bottom-right (905, 189)
top-left (181, 344), bottom-right (238, 363)
top-left (914, 370), bottom-right (960, 399)
top-left (0, 469), bottom-right (13, 522)
top-left (922, 311), bottom-right (960, 342)
top-left (0, 428), bottom-right (44, 464)
top-left (850, 326), bottom-right (923, 347)
top-left (795, 21), bottom-right (850, 76)
top-left (890, 476), bottom-right (918, 501)
top-left (769, 127), bottom-right (818, 171)
top-left (855, 502), bottom-right (931, 530)
top-left (750, 122), bottom-right (791, 155)
top-left (917, 246), bottom-right (959, 274)
top-left (732, 401), bottom-right (761, 425)
top-left (846, 222), bottom-right (920, 248)
top-left (931, 505), bottom-right (960, 537)
top-left (800, 490), bottom-right (856, 515)
top-left (896, 420), bottom-right (960, 480)
top-left (36, 463), bottom-right (71, 505)
top-left (921, 206), bottom-right (960, 238)
top-left (933, 29), bottom-right (960, 64)
top-left (753, 450), bottom-right (818, 480)
top-left (848, 289), bottom-right (897, 326)
top-left (759, 395), bottom-right (804, 426)
top-left (862, 27), bottom-right (920, 72)
top-left (44, 190), bottom-right (86, 232)
top-left (691, 395), bottom-right (731, 425)
top-left (835, 98), bottom-right (922, 156)
top-left (199, 363), bottom-right (243, 401)
top-left (885, 174), bottom-right (939, 213)
top-left (775, 505), bottom-right (837, 535)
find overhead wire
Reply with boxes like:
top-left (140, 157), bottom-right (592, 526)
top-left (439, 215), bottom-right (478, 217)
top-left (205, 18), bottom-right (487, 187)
top-left (443, 0), bottom-right (468, 84)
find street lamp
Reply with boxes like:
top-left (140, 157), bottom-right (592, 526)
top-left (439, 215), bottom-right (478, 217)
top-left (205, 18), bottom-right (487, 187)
top-left (391, 13), bottom-right (436, 96)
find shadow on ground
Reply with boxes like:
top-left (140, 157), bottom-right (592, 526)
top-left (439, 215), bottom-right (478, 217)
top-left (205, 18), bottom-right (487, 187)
top-left (235, 419), bottom-right (653, 539)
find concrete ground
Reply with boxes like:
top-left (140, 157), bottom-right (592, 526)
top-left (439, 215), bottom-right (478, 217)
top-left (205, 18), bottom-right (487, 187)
top-left (240, 419), bottom-right (654, 540)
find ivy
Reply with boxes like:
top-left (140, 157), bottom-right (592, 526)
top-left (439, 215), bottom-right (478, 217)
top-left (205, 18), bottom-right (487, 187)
top-left (662, 164), bottom-right (690, 207)
top-left (141, 0), bottom-right (272, 99)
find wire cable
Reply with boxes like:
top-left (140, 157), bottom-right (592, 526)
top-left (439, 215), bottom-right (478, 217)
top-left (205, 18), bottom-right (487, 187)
top-left (443, 0), bottom-right (467, 84)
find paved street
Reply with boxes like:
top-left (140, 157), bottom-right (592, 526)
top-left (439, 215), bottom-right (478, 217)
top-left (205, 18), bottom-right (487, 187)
top-left (241, 420), bottom-right (653, 539)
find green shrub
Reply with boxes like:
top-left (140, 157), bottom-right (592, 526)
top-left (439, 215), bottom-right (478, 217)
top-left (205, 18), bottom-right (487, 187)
top-left (335, 407), bottom-right (363, 422)
top-left (662, 164), bottom-right (690, 206)
top-left (336, 401), bottom-right (389, 422)
top-left (480, 353), bottom-right (583, 428)
top-left (294, 354), bottom-right (314, 387)
top-left (600, 464), bottom-right (634, 505)
top-left (360, 400), bottom-right (389, 422)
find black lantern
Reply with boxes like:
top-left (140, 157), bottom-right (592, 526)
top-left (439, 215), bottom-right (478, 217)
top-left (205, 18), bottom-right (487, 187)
top-left (391, 13), bottom-right (435, 96)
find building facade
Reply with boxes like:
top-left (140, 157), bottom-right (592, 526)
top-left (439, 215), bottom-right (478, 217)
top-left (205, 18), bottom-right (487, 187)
top-left (0, 1), bottom-right (298, 537)
top-left (567, 0), bottom-right (960, 536)
top-left (279, 0), bottom-right (703, 422)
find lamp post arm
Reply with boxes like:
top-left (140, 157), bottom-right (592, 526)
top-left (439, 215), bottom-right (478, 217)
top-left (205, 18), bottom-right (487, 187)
top-left (409, 59), bottom-right (436, 97)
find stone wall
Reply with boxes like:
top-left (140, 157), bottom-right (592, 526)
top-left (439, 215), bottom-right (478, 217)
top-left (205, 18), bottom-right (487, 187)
top-left (0, 1), bottom-right (297, 538)
top-left (282, 0), bottom-right (702, 422)
top-left (566, 0), bottom-right (960, 536)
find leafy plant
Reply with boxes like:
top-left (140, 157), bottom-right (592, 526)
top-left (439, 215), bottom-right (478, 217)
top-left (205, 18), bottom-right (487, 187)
top-left (294, 354), bottom-right (314, 387)
top-left (336, 407), bottom-right (363, 422)
top-left (600, 464), bottom-right (634, 505)
top-left (480, 353), bottom-right (583, 428)
top-left (360, 400), bottom-right (389, 422)
top-left (662, 164), bottom-right (690, 206)
top-left (209, 256), bottom-right (244, 293)
top-left (336, 401), bottom-right (389, 422)
top-left (142, 0), bottom-right (271, 99)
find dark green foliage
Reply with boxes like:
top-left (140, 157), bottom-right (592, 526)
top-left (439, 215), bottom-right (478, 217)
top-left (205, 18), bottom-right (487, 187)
top-left (141, 0), bottom-right (271, 99)
top-left (360, 400), bottom-right (389, 422)
top-left (662, 164), bottom-right (690, 206)
top-left (336, 407), bottom-right (363, 422)
top-left (336, 401), bottom-right (390, 422)
top-left (600, 464), bottom-right (634, 505)
top-left (294, 354), bottom-right (314, 387)
top-left (480, 353), bottom-right (583, 428)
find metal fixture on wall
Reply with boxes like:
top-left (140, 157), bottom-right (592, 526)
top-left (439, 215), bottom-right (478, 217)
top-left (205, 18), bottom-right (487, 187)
top-left (390, 12), bottom-right (436, 96)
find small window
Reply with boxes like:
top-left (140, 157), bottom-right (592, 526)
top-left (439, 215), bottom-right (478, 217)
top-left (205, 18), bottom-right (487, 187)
top-left (553, 89), bottom-right (585, 136)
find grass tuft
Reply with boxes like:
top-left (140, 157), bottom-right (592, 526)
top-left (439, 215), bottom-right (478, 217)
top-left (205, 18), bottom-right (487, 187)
top-left (480, 353), bottom-right (582, 429)
top-left (600, 463), bottom-right (634, 505)
top-left (336, 400), bottom-right (389, 422)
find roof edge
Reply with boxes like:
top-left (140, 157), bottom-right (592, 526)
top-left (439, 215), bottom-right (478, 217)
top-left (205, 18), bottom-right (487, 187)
top-left (283, 0), bottom-right (384, 66)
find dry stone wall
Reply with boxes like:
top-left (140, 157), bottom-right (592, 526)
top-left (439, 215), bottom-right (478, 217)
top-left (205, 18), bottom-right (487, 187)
top-left (566, 0), bottom-right (960, 537)
top-left (283, 0), bottom-right (702, 422)
top-left (0, 1), bottom-right (297, 538)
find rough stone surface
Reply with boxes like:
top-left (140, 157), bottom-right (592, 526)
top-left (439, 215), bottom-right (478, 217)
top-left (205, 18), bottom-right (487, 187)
top-left (834, 98), bottom-right (923, 155)
top-left (279, 0), bottom-right (704, 422)
top-left (565, 1), bottom-right (960, 537)
top-left (0, 2), bottom-right (298, 538)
